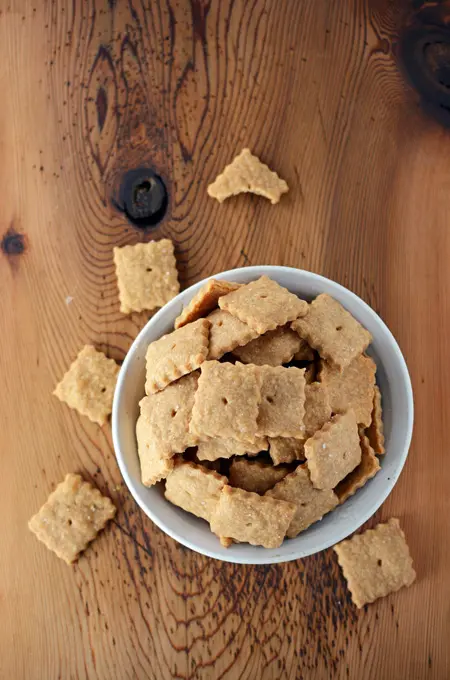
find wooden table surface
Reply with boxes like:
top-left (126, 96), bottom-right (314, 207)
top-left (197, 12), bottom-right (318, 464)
top-left (2, 1), bottom-right (449, 678)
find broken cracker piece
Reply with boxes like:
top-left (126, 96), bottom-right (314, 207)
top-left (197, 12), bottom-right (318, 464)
top-left (145, 318), bottom-right (210, 394)
top-left (28, 473), bottom-right (116, 564)
top-left (229, 458), bottom-right (289, 495)
top-left (207, 309), bottom-right (258, 360)
top-left (304, 382), bottom-right (332, 438)
top-left (266, 466), bottom-right (338, 537)
top-left (257, 366), bottom-right (306, 438)
top-left (269, 437), bottom-right (305, 465)
top-left (292, 294), bottom-right (371, 370)
top-left (53, 345), bottom-right (119, 426)
top-left (334, 518), bottom-right (416, 608)
top-left (210, 485), bottom-right (296, 549)
top-left (165, 461), bottom-right (227, 522)
top-left (232, 325), bottom-right (303, 366)
top-left (305, 410), bottom-right (361, 490)
top-left (320, 354), bottom-right (376, 427)
top-left (197, 435), bottom-right (267, 461)
top-left (136, 416), bottom-right (174, 486)
top-left (113, 239), bottom-right (179, 314)
top-left (175, 279), bottom-right (241, 329)
top-left (219, 276), bottom-right (308, 335)
top-left (207, 148), bottom-right (289, 205)
top-left (336, 433), bottom-right (381, 503)
top-left (366, 385), bottom-right (385, 455)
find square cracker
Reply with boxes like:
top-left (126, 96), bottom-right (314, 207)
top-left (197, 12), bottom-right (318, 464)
top-left (304, 410), bottom-right (361, 490)
top-left (113, 239), bottom-right (179, 314)
top-left (336, 433), bottom-right (381, 503)
top-left (207, 309), bottom-right (258, 360)
top-left (197, 435), bottom-right (267, 461)
top-left (145, 318), bottom-right (210, 394)
top-left (304, 382), bottom-right (331, 437)
top-left (207, 148), bottom-right (289, 205)
top-left (219, 276), bottom-right (308, 335)
top-left (266, 466), bottom-right (338, 538)
top-left (366, 385), bottom-right (385, 454)
top-left (232, 325), bottom-right (303, 366)
top-left (229, 458), bottom-right (289, 495)
top-left (53, 345), bottom-right (119, 426)
top-left (28, 473), bottom-right (116, 564)
top-left (210, 486), bottom-right (296, 549)
top-left (165, 461), bottom-right (227, 522)
top-left (140, 372), bottom-right (199, 454)
top-left (175, 279), bottom-right (241, 329)
top-left (190, 361), bottom-right (261, 443)
top-left (269, 437), bottom-right (305, 465)
top-left (292, 294), bottom-right (372, 370)
top-left (257, 366), bottom-right (306, 438)
top-left (136, 416), bottom-right (175, 486)
top-left (334, 518), bottom-right (416, 608)
top-left (320, 354), bottom-right (376, 427)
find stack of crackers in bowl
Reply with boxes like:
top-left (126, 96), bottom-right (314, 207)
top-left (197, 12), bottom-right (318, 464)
top-left (136, 275), bottom-right (386, 551)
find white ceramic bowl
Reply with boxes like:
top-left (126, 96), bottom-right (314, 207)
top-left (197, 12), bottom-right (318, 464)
top-left (112, 266), bottom-right (413, 564)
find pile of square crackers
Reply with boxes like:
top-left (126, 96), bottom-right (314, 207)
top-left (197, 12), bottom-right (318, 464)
top-left (137, 275), bottom-right (386, 551)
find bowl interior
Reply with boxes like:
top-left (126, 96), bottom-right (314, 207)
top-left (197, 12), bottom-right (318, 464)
top-left (112, 266), bottom-right (413, 564)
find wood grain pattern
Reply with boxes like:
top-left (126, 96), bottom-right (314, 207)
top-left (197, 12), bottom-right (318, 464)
top-left (1, 0), bottom-right (449, 678)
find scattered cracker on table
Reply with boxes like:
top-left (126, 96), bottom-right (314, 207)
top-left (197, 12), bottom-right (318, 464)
top-left (28, 473), bottom-right (116, 564)
top-left (136, 416), bottom-right (174, 486)
top-left (334, 518), bottom-right (416, 608)
top-left (320, 354), bottom-right (376, 427)
top-left (190, 361), bottom-right (261, 442)
top-left (207, 309), bottom-right (258, 360)
top-left (305, 410), bottom-right (361, 489)
top-left (304, 382), bottom-right (331, 437)
top-left (175, 279), bottom-right (241, 329)
top-left (113, 239), bottom-right (179, 314)
top-left (210, 485), bottom-right (296, 549)
top-left (232, 325), bottom-right (303, 366)
top-left (207, 148), bottom-right (289, 205)
top-left (292, 294), bottom-right (372, 370)
top-left (165, 461), bottom-right (227, 522)
top-left (197, 435), bottom-right (268, 461)
top-left (145, 318), bottom-right (210, 394)
top-left (219, 276), bottom-right (308, 335)
top-left (140, 372), bottom-right (199, 454)
top-left (336, 433), bottom-right (380, 503)
top-left (229, 458), bottom-right (289, 495)
top-left (257, 366), bottom-right (306, 438)
top-left (53, 345), bottom-right (119, 426)
top-left (269, 437), bottom-right (305, 465)
top-left (266, 466), bottom-right (338, 537)
top-left (366, 385), bottom-right (385, 454)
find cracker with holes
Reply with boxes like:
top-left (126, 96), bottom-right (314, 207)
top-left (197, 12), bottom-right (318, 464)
top-left (136, 416), bottom-right (175, 486)
top-left (53, 345), bottom-right (119, 426)
top-left (366, 385), bottom-right (385, 454)
top-left (304, 382), bottom-right (332, 437)
top-left (232, 325), bottom-right (303, 366)
top-left (320, 354), bottom-right (376, 427)
top-left (175, 279), bottom-right (241, 329)
top-left (292, 294), bottom-right (371, 370)
top-left (210, 486), bottom-right (296, 549)
top-left (190, 361), bottom-right (261, 442)
top-left (197, 435), bottom-right (268, 461)
top-left (266, 466), bottom-right (338, 537)
top-left (165, 461), bottom-right (227, 522)
top-left (145, 318), bottom-right (210, 394)
top-left (207, 148), bottom-right (289, 204)
top-left (229, 458), bottom-right (290, 494)
top-left (113, 239), bottom-right (179, 314)
top-left (334, 518), bottom-right (416, 608)
top-left (207, 309), bottom-right (258, 360)
top-left (28, 473), bottom-right (116, 564)
top-left (305, 410), bottom-right (361, 489)
top-left (269, 437), bottom-right (305, 465)
top-left (219, 276), bottom-right (308, 335)
top-left (336, 433), bottom-right (380, 503)
top-left (257, 366), bottom-right (306, 438)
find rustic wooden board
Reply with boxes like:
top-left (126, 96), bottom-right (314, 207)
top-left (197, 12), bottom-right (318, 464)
top-left (1, 1), bottom-right (449, 678)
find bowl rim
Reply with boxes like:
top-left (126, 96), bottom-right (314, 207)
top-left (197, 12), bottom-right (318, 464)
top-left (112, 265), bottom-right (414, 564)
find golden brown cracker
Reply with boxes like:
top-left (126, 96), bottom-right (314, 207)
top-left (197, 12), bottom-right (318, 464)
top-left (336, 433), bottom-right (381, 503)
top-left (145, 318), bottom-right (210, 394)
top-left (366, 385), bottom-right (385, 455)
top-left (292, 294), bottom-right (371, 370)
top-left (232, 325), bottom-right (303, 366)
top-left (53, 345), bottom-right (119, 426)
top-left (320, 354), bottom-right (376, 427)
top-left (266, 466), bottom-right (338, 537)
top-left (334, 518), bottom-right (416, 608)
top-left (219, 276), bottom-right (308, 335)
top-left (269, 437), bottom-right (305, 465)
top-left (207, 309), bottom-right (258, 360)
top-left (207, 148), bottom-right (289, 205)
top-left (304, 410), bottom-right (361, 490)
top-left (304, 362), bottom-right (317, 384)
top-left (28, 473), bottom-right (116, 564)
top-left (210, 485), bottom-right (296, 549)
top-left (136, 416), bottom-right (175, 486)
top-left (292, 338), bottom-right (315, 362)
top-left (113, 239), bottom-right (179, 314)
top-left (165, 461), bottom-right (227, 522)
top-left (175, 279), bottom-right (241, 329)
top-left (229, 458), bottom-right (289, 494)
top-left (257, 366), bottom-right (306, 438)
top-left (304, 382), bottom-right (332, 437)
top-left (196, 435), bottom-right (268, 461)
